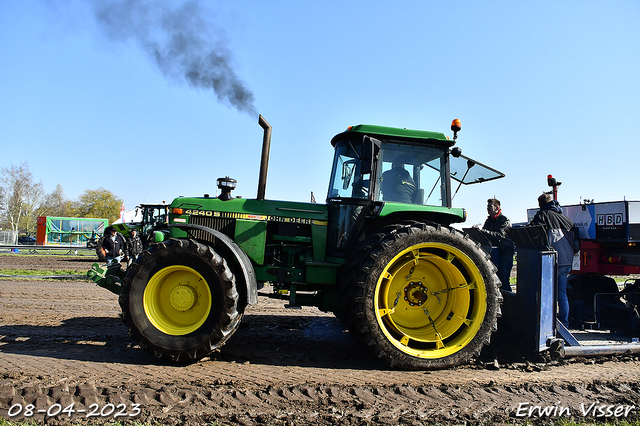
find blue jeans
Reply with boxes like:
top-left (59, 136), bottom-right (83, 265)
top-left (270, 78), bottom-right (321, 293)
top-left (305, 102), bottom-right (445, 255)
top-left (106, 255), bottom-right (122, 266)
top-left (557, 265), bottom-right (571, 327)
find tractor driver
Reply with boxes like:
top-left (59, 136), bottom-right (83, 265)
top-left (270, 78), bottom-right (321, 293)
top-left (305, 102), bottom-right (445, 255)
top-left (380, 160), bottom-right (416, 204)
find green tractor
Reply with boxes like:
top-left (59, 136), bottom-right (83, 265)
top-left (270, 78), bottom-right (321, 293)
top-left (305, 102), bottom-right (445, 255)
top-left (91, 116), bottom-right (505, 370)
top-left (112, 203), bottom-right (170, 249)
top-left (93, 204), bottom-right (169, 262)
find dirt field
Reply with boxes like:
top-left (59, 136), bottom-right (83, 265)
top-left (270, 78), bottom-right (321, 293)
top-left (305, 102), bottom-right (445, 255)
top-left (1, 253), bottom-right (640, 425)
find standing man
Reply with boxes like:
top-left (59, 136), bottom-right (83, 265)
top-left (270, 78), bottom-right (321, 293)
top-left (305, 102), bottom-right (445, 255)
top-left (127, 228), bottom-right (144, 266)
top-left (477, 198), bottom-right (515, 291)
top-left (530, 193), bottom-right (576, 328)
top-left (102, 226), bottom-right (127, 265)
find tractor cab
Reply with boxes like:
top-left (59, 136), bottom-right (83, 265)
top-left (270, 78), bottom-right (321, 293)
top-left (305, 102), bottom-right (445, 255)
top-left (326, 121), bottom-right (504, 254)
top-left (137, 204), bottom-right (169, 237)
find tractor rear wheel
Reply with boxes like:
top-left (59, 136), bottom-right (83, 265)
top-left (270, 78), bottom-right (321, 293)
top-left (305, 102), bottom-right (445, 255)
top-left (343, 222), bottom-right (501, 370)
top-left (119, 238), bottom-right (242, 362)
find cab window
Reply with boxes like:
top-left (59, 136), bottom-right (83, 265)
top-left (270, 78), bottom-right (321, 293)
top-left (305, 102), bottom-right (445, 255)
top-left (327, 143), bottom-right (369, 200)
top-left (375, 142), bottom-right (447, 206)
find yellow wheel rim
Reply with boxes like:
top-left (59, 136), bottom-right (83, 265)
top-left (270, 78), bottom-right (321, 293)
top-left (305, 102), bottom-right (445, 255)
top-left (144, 265), bottom-right (212, 335)
top-left (374, 242), bottom-right (487, 359)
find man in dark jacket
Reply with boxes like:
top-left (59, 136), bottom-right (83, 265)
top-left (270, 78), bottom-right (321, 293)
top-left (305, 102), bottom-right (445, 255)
top-left (126, 228), bottom-right (144, 266)
top-left (477, 198), bottom-right (515, 291)
top-left (102, 226), bottom-right (127, 265)
top-left (380, 161), bottom-right (416, 204)
top-left (530, 193), bottom-right (576, 328)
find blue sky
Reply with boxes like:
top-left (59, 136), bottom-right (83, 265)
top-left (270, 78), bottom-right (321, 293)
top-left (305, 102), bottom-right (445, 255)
top-left (1, 0), bottom-right (639, 227)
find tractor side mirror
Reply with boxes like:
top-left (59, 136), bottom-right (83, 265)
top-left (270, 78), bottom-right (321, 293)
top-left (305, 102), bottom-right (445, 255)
top-left (361, 136), bottom-right (381, 175)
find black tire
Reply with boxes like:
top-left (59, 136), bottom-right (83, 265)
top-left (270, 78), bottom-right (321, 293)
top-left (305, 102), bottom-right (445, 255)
top-left (119, 238), bottom-right (242, 362)
top-left (341, 222), bottom-right (501, 370)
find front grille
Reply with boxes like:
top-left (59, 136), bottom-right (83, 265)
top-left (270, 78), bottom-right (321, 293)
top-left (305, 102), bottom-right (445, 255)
top-left (188, 215), bottom-right (235, 243)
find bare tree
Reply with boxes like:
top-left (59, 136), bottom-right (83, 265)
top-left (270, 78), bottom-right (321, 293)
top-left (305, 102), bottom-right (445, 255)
top-left (41, 183), bottom-right (73, 218)
top-left (0, 163), bottom-right (46, 235)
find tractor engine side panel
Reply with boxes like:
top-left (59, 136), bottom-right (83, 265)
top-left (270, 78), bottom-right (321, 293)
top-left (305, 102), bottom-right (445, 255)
top-left (169, 198), bottom-right (335, 291)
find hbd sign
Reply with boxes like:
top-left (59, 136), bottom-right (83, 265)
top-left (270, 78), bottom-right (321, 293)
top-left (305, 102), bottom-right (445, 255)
top-left (596, 213), bottom-right (623, 227)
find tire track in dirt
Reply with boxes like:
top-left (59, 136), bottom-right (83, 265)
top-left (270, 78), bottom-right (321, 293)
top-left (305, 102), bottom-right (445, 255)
top-left (2, 376), bottom-right (640, 425)
top-left (1, 256), bottom-right (640, 424)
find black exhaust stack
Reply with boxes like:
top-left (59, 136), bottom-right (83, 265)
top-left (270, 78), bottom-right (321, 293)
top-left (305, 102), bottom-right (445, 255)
top-left (257, 114), bottom-right (272, 201)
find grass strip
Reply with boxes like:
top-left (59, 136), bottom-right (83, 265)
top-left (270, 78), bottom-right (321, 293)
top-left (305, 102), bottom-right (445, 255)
top-left (0, 269), bottom-right (84, 276)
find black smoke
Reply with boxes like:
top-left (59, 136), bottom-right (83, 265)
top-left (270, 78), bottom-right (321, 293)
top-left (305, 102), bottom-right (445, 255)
top-left (90, 0), bottom-right (256, 116)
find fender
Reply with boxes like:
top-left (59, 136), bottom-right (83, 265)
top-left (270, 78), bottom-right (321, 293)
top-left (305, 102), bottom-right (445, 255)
top-left (166, 223), bottom-right (258, 306)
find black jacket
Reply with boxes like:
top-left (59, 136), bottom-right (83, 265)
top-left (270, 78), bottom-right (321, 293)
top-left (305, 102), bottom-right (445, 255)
top-left (103, 234), bottom-right (127, 258)
top-left (127, 234), bottom-right (144, 257)
top-left (530, 201), bottom-right (576, 266)
top-left (480, 213), bottom-right (515, 254)
top-left (380, 167), bottom-right (416, 203)
top-left (530, 203), bottom-right (574, 231)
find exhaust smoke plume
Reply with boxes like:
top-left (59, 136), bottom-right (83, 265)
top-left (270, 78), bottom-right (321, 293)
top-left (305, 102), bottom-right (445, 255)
top-left (90, 0), bottom-right (256, 116)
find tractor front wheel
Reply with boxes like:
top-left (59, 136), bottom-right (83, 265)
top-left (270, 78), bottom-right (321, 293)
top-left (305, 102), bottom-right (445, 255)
top-left (343, 222), bottom-right (501, 370)
top-left (119, 238), bottom-right (242, 362)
